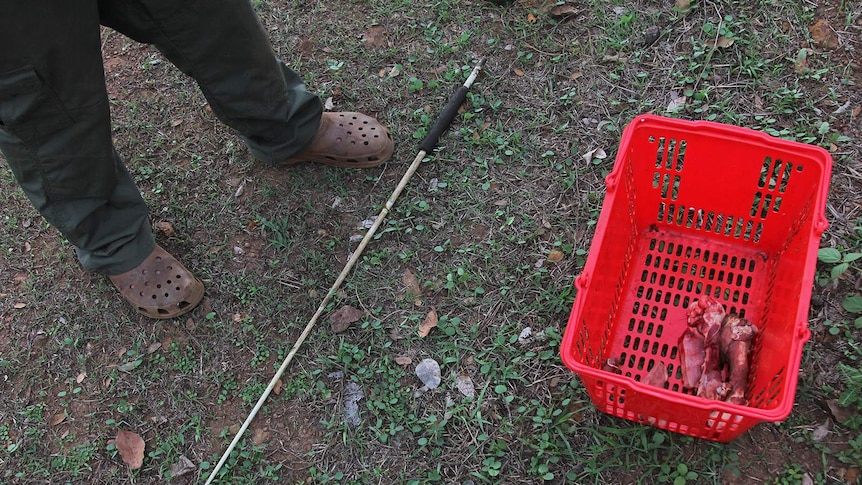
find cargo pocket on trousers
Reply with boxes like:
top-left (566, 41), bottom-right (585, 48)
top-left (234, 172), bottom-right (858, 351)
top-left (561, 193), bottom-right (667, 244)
top-left (0, 65), bottom-right (75, 147)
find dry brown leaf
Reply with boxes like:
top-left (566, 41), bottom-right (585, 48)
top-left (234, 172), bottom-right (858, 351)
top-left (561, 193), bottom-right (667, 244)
top-left (513, 68), bottom-right (525, 77)
top-left (50, 413), bottom-right (66, 426)
top-left (826, 399), bottom-right (858, 424)
top-left (13, 302), bottom-right (26, 309)
top-left (402, 269), bottom-right (422, 297)
top-left (715, 36), bottom-right (734, 48)
top-left (853, 106), bottom-right (862, 118)
top-left (569, 71), bottom-right (583, 80)
top-left (526, 12), bottom-right (537, 23)
top-left (170, 119), bottom-right (183, 127)
top-left (812, 419), bottom-right (832, 441)
top-left (114, 429), bottom-right (145, 470)
top-left (794, 48), bottom-right (810, 74)
top-left (674, 0), bottom-right (691, 14)
top-left (808, 19), bottom-right (839, 49)
top-left (154, 220), bottom-right (175, 237)
top-left (330, 305), bottom-right (364, 333)
top-left (846, 468), bottom-right (859, 484)
top-left (418, 308), bottom-right (438, 338)
top-left (170, 455), bottom-right (196, 478)
top-left (145, 342), bottom-right (161, 355)
top-left (548, 4), bottom-right (578, 18)
top-left (273, 379), bottom-right (283, 395)
top-left (76, 372), bottom-right (87, 384)
top-left (547, 249), bottom-right (565, 262)
top-left (395, 356), bottom-right (413, 366)
top-left (298, 38), bottom-right (314, 55)
top-left (362, 25), bottom-right (387, 49)
top-left (251, 427), bottom-right (270, 446)
top-left (13, 273), bottom-right (28, 284)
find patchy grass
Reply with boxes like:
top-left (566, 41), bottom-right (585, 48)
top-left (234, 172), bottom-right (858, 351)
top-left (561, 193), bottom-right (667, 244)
top-left (1, 0), bottom-right (861, 483)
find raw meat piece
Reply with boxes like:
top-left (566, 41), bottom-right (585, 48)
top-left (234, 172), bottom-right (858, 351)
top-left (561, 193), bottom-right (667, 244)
top-left (684, 298), bottom-right (726, 398)
top-left (686, 297), bottom-right (726, 336)
top-left (697, 368), bottom-right (729, 400)
top-left (678, 299), bottom-right (758, 404)
top-left (643, 361), bottom-right (668, 388)
top-left (719, 313), bottom-right (758, 405)
top-left (678, 327), bottom-right (705, 390)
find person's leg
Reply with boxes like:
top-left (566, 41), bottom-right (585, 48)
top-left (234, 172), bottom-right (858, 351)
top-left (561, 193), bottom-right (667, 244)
top-left (98, 0), bottom-right (322, 163)
top-left (0, 2), bottom-right (203, 319)
top-left (0, 1), bottom-right (154, 275)
top-left (98, 0), bottom-right (393, 166)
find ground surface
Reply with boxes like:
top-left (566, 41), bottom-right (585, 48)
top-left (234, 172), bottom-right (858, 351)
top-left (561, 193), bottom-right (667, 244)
top-left (1, 0), bottom-right (861, 484)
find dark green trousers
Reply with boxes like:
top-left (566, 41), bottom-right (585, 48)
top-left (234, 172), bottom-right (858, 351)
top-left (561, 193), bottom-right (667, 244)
top-left (0, 0), bottom-right (322, 274)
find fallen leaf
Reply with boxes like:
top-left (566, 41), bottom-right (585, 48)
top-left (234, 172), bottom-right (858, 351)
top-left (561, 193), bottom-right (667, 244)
top-left (145, 342), bottom-right (161, 355)
top-left (853, 106), bottom-right (862, 117)
top-left (549, 4), bottom-right (578, 18)
top-left (826, 399), bottom-right (858, 424)
top-left (395, 355), bottom-right (413, 366)
top-left (754, 94), bottom-right (764, 110)
top-left (298, 38), bottom-right (313, 55)
top-left (569, 71), bottom-right (583, 80)
top-left (76, 372), bottom-right (86, 384)
top-left (802, 473), bottom-right (815, 485)
top-left (251, 428), bottom-right (270, 446)
top-left (416, 358), bottom-right (441, 389)
top-left (456, 374), bottom-right (475, 399)
top-left (170, 119), bottom-right (183, 127)
top-left (50, 413), bottom-right (66, 426)
top-left (846, 468), bottom-right (859, 484)
top-left (362, 25), bottom-right (387, 49)
top-left (513, 68), bottom-right (525, 77)
top-left (154, 220), bottom-right (175, 237)
top-left (808, 19), bottom-right (839, 49)
top-left (715, 36), bottom-right (734, 48)
top-left (324, 96), bottom-right (334, 110)
top-left (547, 249), bottom-right (564, 262)
top-left (402, 269), bottom-right (422, 297)
top-left (643, 26), bottom-right (661, 46)
top-left (13, 273), bottom-right (28, 284)
top-left (273, 379), bottom-right (283, 395)
top-left (812, 419), bottom-right (831, 442)
top-left (118, 359), bottom-right (143, 373)
top-left (666, 91), bottom-right (687, 113)
top-left (674, 0), bottom-right (691, 14)
top-left (13, 302), bottom-right (26, 309)
top-left (526, 12), bottom-right (537, 23)
top-left (344, 382), bottom-right (364, 426)
top-left (581, 148), bottom-right (607, 163)
top-left (170, 455), bottom-right (196, 478)
top-left (330, 305), bottom-right (364, 333)
top-left (794, 48), bottom-right (810, 73)
top-left (518, 327), bottom-right (533, 345)
top-left (114, 429), bottom-right (145, 469)
top-left (418, 309), bottom-right (438, 337)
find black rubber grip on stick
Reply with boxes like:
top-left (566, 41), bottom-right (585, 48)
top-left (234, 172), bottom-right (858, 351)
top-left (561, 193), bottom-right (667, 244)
top-left (419, 85), bottom-right (469, 153)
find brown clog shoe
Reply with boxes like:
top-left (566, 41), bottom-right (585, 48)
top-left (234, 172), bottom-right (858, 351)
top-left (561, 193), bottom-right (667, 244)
top-left (281, 112), bottom-right (394, 168)
top-left (108, 245), bottom-right (204, 319)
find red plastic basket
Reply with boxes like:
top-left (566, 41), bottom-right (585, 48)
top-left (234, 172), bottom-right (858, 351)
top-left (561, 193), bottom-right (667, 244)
top-left (560, 114), bottom-right (833, 442)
